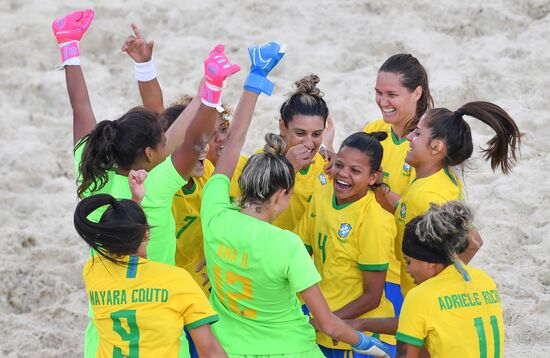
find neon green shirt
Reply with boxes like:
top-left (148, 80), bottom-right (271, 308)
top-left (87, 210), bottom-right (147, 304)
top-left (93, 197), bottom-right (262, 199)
top-left (201, 174), bottom-right (322, 355)
top-left (74, 141), bottom-right (186, 265)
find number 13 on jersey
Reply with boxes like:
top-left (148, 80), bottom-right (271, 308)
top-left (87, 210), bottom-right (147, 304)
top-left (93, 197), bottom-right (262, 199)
top-left (213, 264), bottom-right (257, 318)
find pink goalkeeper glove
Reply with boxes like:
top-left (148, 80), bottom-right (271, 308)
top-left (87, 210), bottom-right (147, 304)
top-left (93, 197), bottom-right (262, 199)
top-left (52, 9), bottom-right (95, 66)
top-left (200, 44), bottom-right (240, 107)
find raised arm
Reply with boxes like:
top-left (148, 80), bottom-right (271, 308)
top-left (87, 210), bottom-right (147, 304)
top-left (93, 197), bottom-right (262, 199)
top-left (171, 45), bottom-right (240, 179)
top-left (52, 9), bottom-right (97, 145)
top-left (121, 23), bottom-right (165, 113)
top-left (214, 42), bottom-right (286, 179)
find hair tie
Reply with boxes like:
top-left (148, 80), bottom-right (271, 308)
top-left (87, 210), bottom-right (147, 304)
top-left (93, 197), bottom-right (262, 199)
top-left (110, 198), bottom-right (120, 209)
top-left (455, 108), bottom-right (466, 118)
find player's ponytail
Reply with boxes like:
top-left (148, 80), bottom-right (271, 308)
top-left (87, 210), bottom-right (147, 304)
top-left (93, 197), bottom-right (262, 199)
top-left (74, 194), bottom-right (149, 265)
top-left (424, 101), bottom-right (520, 174)
top-left (279, 74), bottom-right (329, 127)
top-left (76, 107), bottom-right (164, 198)
top-left (238, 133), bottom-right (295, 208)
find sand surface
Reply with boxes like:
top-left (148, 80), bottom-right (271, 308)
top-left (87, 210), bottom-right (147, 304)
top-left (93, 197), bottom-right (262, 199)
top-left (0, 0), bottom-right (549, 356)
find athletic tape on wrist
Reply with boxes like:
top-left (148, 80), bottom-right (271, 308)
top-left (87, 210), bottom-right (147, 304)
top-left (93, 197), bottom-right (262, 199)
top-left (59, 41), bottom-right (80, 65)
top-left (244, 72), bottom-right (274, 95)
top-left (201, 82), bottom-right (222, 107)
top-left (134, 59), bottom-right (157, 82)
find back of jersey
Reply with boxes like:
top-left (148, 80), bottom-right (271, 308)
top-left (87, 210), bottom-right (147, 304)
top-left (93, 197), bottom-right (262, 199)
top-left (83, 255), bottom-right (217, 357)
top-left (201, 174), bottom-right (321, 355)
top-left (397, 265), bottom-right (504, 358)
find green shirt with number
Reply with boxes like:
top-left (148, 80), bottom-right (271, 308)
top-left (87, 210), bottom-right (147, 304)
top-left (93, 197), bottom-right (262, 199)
top-left (201, 174), bottom-right (322, 355)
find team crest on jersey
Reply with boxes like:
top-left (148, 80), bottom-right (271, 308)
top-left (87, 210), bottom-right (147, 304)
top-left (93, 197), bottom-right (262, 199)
top-left (318, 173), bottom-right (328, 186)
top-left (403, 163), bottom-right (412, 173)
top-left (400, 202), bottom-right (407, 219)
top-left (338, 223), bottom-right (352, 238)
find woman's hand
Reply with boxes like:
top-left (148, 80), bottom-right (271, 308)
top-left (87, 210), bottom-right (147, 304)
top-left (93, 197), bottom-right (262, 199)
top-left (129, 169), bottom-right (148, 204)
top-left (121, 23), bottom-right (154, 63)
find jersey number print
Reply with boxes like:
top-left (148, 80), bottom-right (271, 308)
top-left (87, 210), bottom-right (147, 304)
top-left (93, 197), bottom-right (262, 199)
top-left (111, 309), bottom-right (140, 357)
top-left (214, 265), bottom-right (257, 318)
top-left (474, 315), bottom-right (501, 358)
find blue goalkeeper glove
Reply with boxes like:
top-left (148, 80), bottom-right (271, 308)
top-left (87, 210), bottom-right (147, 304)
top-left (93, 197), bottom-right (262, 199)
top-left (244, 42), bottom-right (285, 95)
top-left (351, 331), bottom-right (391, 357)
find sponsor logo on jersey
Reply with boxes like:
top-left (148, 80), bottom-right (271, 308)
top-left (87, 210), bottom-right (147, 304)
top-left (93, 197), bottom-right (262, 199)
top-left (402, 163), bottom-right (412, 176)
top-left (338, 223), bottom-right (352, 238)
top-left (400, 202), bottom-right (407, 219)
top-left (318, 173), bottom-right (328, 186)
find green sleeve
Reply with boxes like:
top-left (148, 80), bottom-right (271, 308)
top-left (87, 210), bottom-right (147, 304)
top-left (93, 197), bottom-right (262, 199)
top-left (287, 235), bottom-right (321, 293)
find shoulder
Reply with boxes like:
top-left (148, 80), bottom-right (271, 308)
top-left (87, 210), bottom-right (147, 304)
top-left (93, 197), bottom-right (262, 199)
top-left (363, 119), bottom-right (388, 133)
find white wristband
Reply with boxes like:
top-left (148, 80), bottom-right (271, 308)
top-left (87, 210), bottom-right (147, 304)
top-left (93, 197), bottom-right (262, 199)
top-left (134, 58), bottom-right (157, 82)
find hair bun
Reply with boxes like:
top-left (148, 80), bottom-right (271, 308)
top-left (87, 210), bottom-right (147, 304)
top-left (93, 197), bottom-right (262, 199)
top-left (264, 133), bottom-right (286, 156)
top-left (367, 131), bottom-right (389, 142)
top-left (294, 74), bottom-right (323, 97)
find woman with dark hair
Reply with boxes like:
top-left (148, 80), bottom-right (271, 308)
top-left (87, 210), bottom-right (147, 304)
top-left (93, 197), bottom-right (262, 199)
top-left (52, 9), bottom-right (240, 357)
top-left (348, 201), bottom-right (504, 358)
top-left (295, 131), bottom-right (397, 357)
top-left (395, 101), bottom-right (520, 295)
top-left (75, 171), bottom-right (226, 358)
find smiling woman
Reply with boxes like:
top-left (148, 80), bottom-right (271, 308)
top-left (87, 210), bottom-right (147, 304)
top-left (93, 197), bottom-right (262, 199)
top-left (265, 74), bottom-right (331, 230)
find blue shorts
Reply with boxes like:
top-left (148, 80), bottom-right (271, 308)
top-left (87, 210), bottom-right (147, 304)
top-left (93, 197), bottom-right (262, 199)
top-left (319, 344), bottom-right (396, 358)
top-left (384, 282), bottom-right (403, 317)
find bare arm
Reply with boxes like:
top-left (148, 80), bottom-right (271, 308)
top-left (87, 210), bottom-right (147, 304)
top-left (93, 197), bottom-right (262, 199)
top-left (138, 79), bottom-right (164, 113)
top-left (373, 185), bottom-right (400, 214)
top-left (171, 102), bottom-right (217, 179)
top-left (459, 230), bottom-right (483, 264)
top-left (121, 24), bottom-right (165, 113)
top-left (333, 270), bottom-right (386, 319)
top-left (347, 317), bottom-right (399, 336)
top-left (213, 91), bottom-right (259, 178)
top-left (396, 341), bottom-right (421, 358)
top-left (65, 66), bottom-right (96, 146)
top-left (188, 324), bottom-right (227, 358)
top-left (300, 284), bottom-right (360, 346)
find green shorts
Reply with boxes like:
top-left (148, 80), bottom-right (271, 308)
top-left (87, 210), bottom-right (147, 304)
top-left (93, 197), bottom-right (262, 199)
top-left (228, 346), bottom-right (324, 358)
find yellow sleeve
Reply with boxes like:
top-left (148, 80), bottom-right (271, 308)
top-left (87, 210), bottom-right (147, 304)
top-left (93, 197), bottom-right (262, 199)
top-left (357, 209), bottom-right (395, 271)
top-left (177, 270), bottom-right (219, 330)
top-left (396, 287), bottom-right (428, 347)
top-left (204, 159), bottom-right (215, 178)
top-left (229, 155), bottom-right (248, 202)
top-left (293, 195), bottom-right (316, 254)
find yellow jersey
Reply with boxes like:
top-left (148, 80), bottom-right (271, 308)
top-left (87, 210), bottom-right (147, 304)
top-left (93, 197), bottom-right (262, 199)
top-left (295, 186), bottom-right (396, 348)
top-left (274, 152), bottom-right (329, 230)
top-left (173, 159), bottom-right (215, 295)
top-left (83, 255), bottom-right (218, 357)
top-left (397, 264), bottom-right (504, 358)
top-left (396, 168), bottom-right (463, 295)
top-left (363, 120), bottom-right (415, 196)
top-left (228, 155), bottom-right (249, 203)
top-left (364, 120), bottom-right (415, 286)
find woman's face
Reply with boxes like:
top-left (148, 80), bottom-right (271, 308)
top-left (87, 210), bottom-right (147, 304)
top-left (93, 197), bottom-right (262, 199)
top-left (405, 114), bottom-right (436, 168)
top-left (333, 146), bottom-right (377, 205)
top-left (375, 71), bottom-right (421, 130)
top-left (191, 144), bottom-right (210, 178)
top-left (147, 133), bottom-right (168, 169)
top-left (206, 115), bottom-right (230, 165)
top-left (404, 254), bottom-right (435, 285)
top-left (280, 114), bottom-right (325, 160)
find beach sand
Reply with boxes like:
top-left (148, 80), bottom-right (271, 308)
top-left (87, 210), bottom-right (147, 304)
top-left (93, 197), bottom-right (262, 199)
top-left (0, 0), bottom-right (548, 356)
